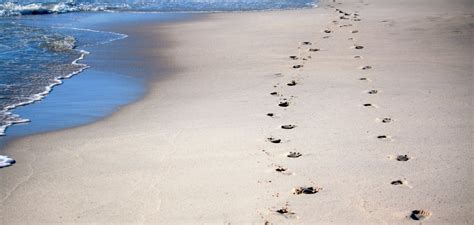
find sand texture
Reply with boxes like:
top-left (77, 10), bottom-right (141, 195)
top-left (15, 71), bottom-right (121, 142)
top-left (0, 0), bottom-right (472, 224)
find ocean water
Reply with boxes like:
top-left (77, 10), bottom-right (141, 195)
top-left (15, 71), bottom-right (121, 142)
top-left (0, 0), bottom-right (316, 139)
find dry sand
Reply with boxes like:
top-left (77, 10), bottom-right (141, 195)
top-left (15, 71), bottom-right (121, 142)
top-left (0, 0), bottom-right (472, 224)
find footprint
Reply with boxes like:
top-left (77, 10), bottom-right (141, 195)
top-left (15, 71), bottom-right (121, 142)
top-left (354, 18), bottom-right (362, 21)
top-left (287, 80), bottom-right (297, 86)
top-left (289, 56), bottom-right (299, 60)
top-left (361, 66), bottom-right (372, 70)
top-left (308, 48), bottom-right (320, 52)
top-left (287, 152), bottom-right (302, 158)
top-left (292, 65), bottom-right (303, 69)
top-left (301, 41), bottom-right (312, 45)
top-left (324, 29), bottom-right (332, 33)
top-left (322, 36), bottom-right (331, 39)
top-left (354, 55), bottom-right (362, 59)
top-left (275, 166), bottom-right (288, 172)
top-left (281, 124), bottom-right (296, 129)
top-left (377, 135), bottom-right (391, 140)
top-left (351, 30), bottom-right (359, 33)
top-left (293, 186), bottom-right (323, 195)
top-left (381, 117), bottom-right (392, 123)
top-left (410, 210), bottom-right (432, 221)
top-left (367, 90), bottom-right (378, 94)
top-left (396, 155), bottom-right (410, 161)
top-left (391, 180), bottom-right (404, 185)
top-left (279, 101), bottom-right (290, 107)
top-left (267, 113), bottom-right (274, 117)
top-left (267, 137), bottom-right (282, 144)
top-left (340, 16), bottom-right (349, 20)
top-left (359, 77), bottom-right (368, 81)
top-left (275, 204), bottom-right (295, 216)
top-left (270, 92), bottom-right (279, 96)
top-left (340, 24), bottom-right (352, 28)
top-left (363, 103), bottom-right (376, 108)
top-left (0, 155), bottom-right (15, 168)
top-left (354, 45), bottom-right (364, 49)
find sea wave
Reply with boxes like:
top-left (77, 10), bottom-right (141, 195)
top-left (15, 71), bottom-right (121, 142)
top-left (0, 1), bottom-right (116, 17)
top-left (0, 0), bottom-right (316, 17)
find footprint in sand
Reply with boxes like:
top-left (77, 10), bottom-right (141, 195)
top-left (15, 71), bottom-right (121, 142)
top-left (267, 113), bottom-right (274, 117)
top-left (359, 77), bottom-right (369, 81)
top-left (377, 135), bottom-right (392, 140)
top-left (354, 45), bottom-right (364, 49)
top-left (367, 90), bottom-right (378, 94)
top-left (353, 18), bottom-right (362, 22)
top-left (275, 205), bottom-right (295, 217)
top-left (287, 152), bottom-right (302, 158)
top-left (279, 101), bottom-right (290, 107)
top-left (322, 36), bottom-right (331, 39)
top-left (389, 154), bottom-right (410, 162)
top-left (396, 155), bottom-right (410, 161)
top-left (354, 55), bottom-right (362, 59)
top-left (351, 30), bottom-right (359, 33)
top-left (289, 55), bottom-right (299, 60)
top-left (292, 65), bottom-right (303, 69)
top-left (270, 91), bottom-right (279, 96)
top-left (390, 179), bottom-right (412, 188)
top-left (292, 186), bottom-right (323, 195)
top-left (361, 66), bottom-right (373, 70)
top-left (324, 29), bottom-right (332, 33)
top-left (267, 137), bottom-right (282, 144)
top-left (308, 48), bottom-right (320, 52)
top-left (287, 80), bottom-right (297, 86)
top-left (301, 41), bottom-right (312, 45)
top-left (381, 117), bottom-right (392, 123)
top-left (281, 124), bottom-right (297, 129)
top-left (410, 210), bottom-right (432, 221)
top-left (340, 16), bottom-right (349, 20)
top-left (340, 24), bottom-right (352, 28)
top-left (0, 155), bottom-right (16, 168)
top-left (275, 166), bottom-right (288, 172)
top-left (363, 103), bottom-right (376, 108)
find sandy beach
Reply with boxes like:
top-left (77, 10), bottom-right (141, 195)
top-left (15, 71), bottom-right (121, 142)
top-left (0, 0), bottom-right (472, 224)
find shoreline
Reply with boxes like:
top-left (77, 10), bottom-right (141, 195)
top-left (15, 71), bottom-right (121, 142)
top-left (1, 0), bottom-right (472, 224)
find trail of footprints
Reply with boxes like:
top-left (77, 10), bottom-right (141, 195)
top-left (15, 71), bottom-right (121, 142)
top-left (261, 4), bottom-right (431, 223)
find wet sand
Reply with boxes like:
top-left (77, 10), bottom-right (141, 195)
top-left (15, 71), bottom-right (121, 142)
top-left (0, 0), bottom-right (472, 224)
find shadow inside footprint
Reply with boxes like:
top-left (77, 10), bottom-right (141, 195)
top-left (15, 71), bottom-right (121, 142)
top-left (355, 45), bottom-right (364, 49)
top-left (381, 117), bottom-right (392, 123)
top-left (309, 48), bottom-right (320, 52)
top-left (289, 55), bottom-right (299, 60)
top-left (270, 92), bottom-right (279, 96)
top-left (359, 77), bottom-right (368, 80)
top-left (281, 125), bottom-right (296, 129)
top-left (396, 155), bottom-right (410, 161)
top-left (292, 65), bottom-right (303, 69)
top-left (361, 66), bottom-right (372, 70)
top-left (368, 90), bottom-right (378, 94)
top-left (391, 180), bottom-right (404, 185)
top-left (279, 101), bottom-right (290, 107)
top-left (351, 30), bottom-right (359, 33)
top-left (410, 210), bottom-right (431, 221)
top-left (275, 166), bottom-right (287, 172)
top-left (287, 80), bottom-right (297, 86)
top-left (363, 103), bottom-right (374, 107)
top-left (293, 186), bottom-right (322, 195)
top-left (267, 137), bottom-right (281, 144)
top-left (301, 41), bottom-right (312, 45)
top-left (324, 29), bottom-right (332, 33)
top-left (267, 113), bottom-right (274, 117)
top-left (287, 152), bottom-right (302, 158)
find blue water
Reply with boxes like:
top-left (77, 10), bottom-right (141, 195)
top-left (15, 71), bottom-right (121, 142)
top-left (0, 0), bottom-right (316, 142)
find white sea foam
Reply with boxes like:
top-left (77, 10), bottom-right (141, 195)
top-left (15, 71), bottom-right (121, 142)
top-left (0, 155), bottom-right (15, 168)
